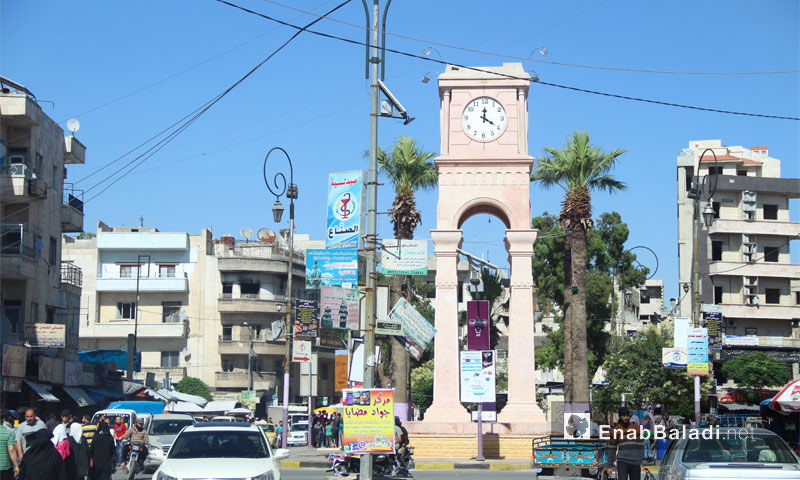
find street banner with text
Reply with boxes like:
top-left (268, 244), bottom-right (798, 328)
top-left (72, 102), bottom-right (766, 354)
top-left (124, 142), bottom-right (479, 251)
top-left (662, 348), bottom-right (688, 369)
top-left (24, 323), bottom-right (66, 348)
top-left (294, 299), bottom-right (319, 337)
top-left (335, 350), bottom-right (348, 392)
top-left (687, 327), bottom-right (709, 376)
top-left (327, 171), bottom-right (365, 249)
top-left (702, 304), bottom-right (722, 349)
top-left (306, 249), bottom-right (358, 289)
top-left (64, 361), bottom-right (82, 386)
top-left (292, 339), bottom-right (312, 363)
top-left (380, 239), bottom-right (428, 275)
top-left (1, 344), bottom-right (26, 378)
top-left (320, 286), bottom-right (360, 330)
top-left (342, 388), bottom-right (394, 454)
top-left (459, 350), bottom-right (496, 403)
top-left (389, 297), bottom-right (436, 360)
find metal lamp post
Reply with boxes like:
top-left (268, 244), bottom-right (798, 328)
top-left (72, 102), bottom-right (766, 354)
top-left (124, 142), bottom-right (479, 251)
top-left (263, 146), bottom-right (297, 449)
top-left (243, 322), bottom-right (254, 391)
top-left (128, 254), bottom-right (150, 381)
top-left (469, 268), bottom-right (485, 462)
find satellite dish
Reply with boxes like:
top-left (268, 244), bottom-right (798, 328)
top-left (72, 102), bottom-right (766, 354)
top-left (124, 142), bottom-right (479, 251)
top-left (66, 118), bottom-right (80, 134)
top-left (257, 228), bottom-right (276, 243)
top-left (241, 227), bottom-right (253, 240)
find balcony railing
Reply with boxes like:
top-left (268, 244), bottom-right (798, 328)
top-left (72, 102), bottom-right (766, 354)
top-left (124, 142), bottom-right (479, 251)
top-left (60, 263), bottom-right (83, 287)
top-left (0, 223), bottom-right (37, 258)
top-left (216, 243), bottom-right (306, 262)
top-left (63, 184), bottom-right (84, 213)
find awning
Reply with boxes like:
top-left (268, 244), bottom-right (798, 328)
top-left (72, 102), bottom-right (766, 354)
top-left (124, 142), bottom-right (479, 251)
top-left (87, 387), bottom-right (126, 403)
top-left (24, 380), bottom-right (59, 403)
top-left (78, 349), bottom-right (141, 371)
top-left (166, 401), bottom-right (204, 413)
top-left (107, 400), bottom-right (164, 414)
top-left (158, 389), bottom-right (208, 407)
top-left (203, 400), bottom-right (238, 413)
top-left (63, 387), bottom-right (96, 407)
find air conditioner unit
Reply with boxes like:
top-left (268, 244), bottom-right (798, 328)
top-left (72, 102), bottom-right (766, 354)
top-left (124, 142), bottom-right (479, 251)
top-left (8, 154), bottom-right (25, 164)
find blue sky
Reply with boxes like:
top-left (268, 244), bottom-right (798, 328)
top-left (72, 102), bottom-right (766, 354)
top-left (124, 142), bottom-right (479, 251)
top-left (2, 0), bottom-right (798, 302)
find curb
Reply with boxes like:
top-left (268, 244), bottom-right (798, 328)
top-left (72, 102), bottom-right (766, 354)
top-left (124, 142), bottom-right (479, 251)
top-left (283, 460), bottom-right (532, 471)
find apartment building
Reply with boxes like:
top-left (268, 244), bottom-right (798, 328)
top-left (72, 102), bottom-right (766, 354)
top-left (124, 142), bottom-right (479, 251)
top-left (1, 77), bottom-right (85, 364)
top-left (677, 140), bottom-right (800, 375)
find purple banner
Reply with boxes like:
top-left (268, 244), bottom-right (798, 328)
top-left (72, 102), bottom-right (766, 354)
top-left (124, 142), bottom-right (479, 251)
top-left (467, 300), bottom-right (490, 351)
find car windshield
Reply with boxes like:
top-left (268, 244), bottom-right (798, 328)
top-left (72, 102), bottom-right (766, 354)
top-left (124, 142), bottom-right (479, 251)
top-left (151, 419), bottom-right (195, 435)
top-left (260, 425), bottom-right (276, 432)
top-left (682, 434), bottom-right (797, 463)
top-left (291, 424), bottom-right (308, 432)
top-left (168, 430), bottom-right (269, 459)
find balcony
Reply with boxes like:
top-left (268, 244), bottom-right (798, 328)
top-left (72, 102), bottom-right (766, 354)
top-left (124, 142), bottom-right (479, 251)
top-left (64, 136), bottom-right (86, 164)
top-left (0, 163), bottom-right (47, 203)
top-left (61, 185), bottom-right (84, 233)
top-left (722, 303), bottom-right (800, 321)
top-left (709, 219), bottom-right (800, 238)
top-left (216, 246), bottom-right (306, 275)
top-left (753, 336), bottom-right (800, 348)
top-left (214, 371), bottom-right (277, 390)
top-left (713, 175), bottom-right (800, 198)
top-left (217, 294), bottom-right (286, 314)
top-left (0, 223), bottom-right (38, 279)
top-left (98, 232), bottom-right (188, 250)
top-left (709, 261), bottom-right (800, 279)
top-left (218, 335), bottom-right (285, 355)
top-left (0, 94), bottom-right (39, 128)
top-left (90, 321), bottom-right (187, 338)
top-left (96, 274), bottom-right (188, 292)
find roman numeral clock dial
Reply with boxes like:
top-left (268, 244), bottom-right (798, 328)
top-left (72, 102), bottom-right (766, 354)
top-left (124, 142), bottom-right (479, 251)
top-left (461, 96), bottom-right (507, 142)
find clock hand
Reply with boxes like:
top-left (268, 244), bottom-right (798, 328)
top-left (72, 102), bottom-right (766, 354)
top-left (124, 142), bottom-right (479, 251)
top-left (480, 113), bottom-right (495, 126)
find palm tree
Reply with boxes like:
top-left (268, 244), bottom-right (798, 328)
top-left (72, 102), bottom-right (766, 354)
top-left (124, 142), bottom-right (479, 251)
top-left (377, 135), bottom-right (437, 417)
top-left (531, 130), bottom-right (626, 410)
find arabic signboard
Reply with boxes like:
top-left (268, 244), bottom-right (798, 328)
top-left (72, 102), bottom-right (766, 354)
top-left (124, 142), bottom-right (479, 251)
top-left (375, 319), bottom-right (403, 336)
top-left (39, 356), bottom-right (53, 382)
top-left (342, 388), bottom-right (394, 454)
top-left (380, 239), bottom-right (428, 275)
top-left (320, 286), bottom-right (360, 330)
top-left (292, 339), bottom-right (312, 363)
top-left (2, 377), bottom-right (22, 392)
top-left (725, 335), bottom-right (759, 346)
top-left (65, 361), bottom-right (82, 386)
top-left (662, 348), bottom-right (688, 369)
top-left (389, 297), bottom-right (437, 360)
top-left (1, 344), bottom-right (27, 378)
top-left (467, 300), bottom-right (490, 351)
top-left (335, 350), bottom-right (348, 392)
top-left (459, 350), bottom-right (496, 403)
top-left (24, 323), bottom-right (66, 348)
top-left (674, 317), bottom-right (690, 350)
top-left (294, 299), bottom-right (319, 337)
top-left (687, 327), bottom-right (709, 376)
top-left (702, 304), bottom-right (722, 349)
top-left (306, 249), bottom-right (358, 289)
top-left (327, 171), bottom-right (365, 249)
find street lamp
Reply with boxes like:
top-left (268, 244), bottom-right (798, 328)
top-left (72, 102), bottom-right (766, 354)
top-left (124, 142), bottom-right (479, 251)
top-left (263, 146), bottom-right (297, 449)
top-left (242, 322), bottom-right (254, 391)
top-left (468, 265), bottom-right (485, 462)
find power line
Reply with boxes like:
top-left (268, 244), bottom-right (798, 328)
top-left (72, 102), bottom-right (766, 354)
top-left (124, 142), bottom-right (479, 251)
top-left (218, 1), bottom-right (800, 121)
top-left (259, 0), bottom-right (800, 76)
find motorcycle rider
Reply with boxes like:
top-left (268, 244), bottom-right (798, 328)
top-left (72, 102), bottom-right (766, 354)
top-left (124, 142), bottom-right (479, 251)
top-left (393, 417), bottom-right (410, 468)
top-left (121, 419), bottom-right (149, 471)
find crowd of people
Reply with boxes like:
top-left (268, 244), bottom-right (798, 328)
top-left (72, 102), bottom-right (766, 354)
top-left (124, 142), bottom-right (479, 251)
top-left (0, 407), bottom-right (142, 480)
top-left (310, 412), bottom-right (342, 448)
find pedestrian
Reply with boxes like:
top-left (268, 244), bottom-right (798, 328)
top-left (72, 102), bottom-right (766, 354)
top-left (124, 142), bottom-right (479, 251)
top-left (641, 414), bottom-right (654, 464)
top-left (89, 421), bottom-right (115, 480)
top-left (337, 413), bottom-right (344, 448)
top-left (276, 421), bottom-right (284, 445)
top-left (45, 414), bottom-right (59, 433)
top-left (81, 415), bottom-right (96, 447)
top-left (0, 409), bottom-right (20, 480)
top-left (325, 422), bottom-right (333, 447)
top-left (604, 406), bottom-right (644, 480)
top-left (15, 409), bottom-right (46, 458)
top-left (313, 420), bottom-right (323, 448)
top-left (331, 414), bottom-right (340, 447)
top-left (17, 429), bottom-right (66, 480)
top-left (111, 416), bottom-right (126, 469)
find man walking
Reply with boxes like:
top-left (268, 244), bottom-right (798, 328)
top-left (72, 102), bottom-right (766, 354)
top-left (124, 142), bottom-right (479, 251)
top-left (112, 417), bottom-right (126, 469)
top-left (15, 409), bottom-right (46, 458)
top-left (605, 406), bottom-right (644, 480)
top-left (0, 410), bottom-right (19, 480)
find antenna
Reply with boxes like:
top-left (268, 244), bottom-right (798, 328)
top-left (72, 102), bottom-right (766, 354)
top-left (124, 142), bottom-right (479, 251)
top-left (241, 227), bottom-right (253, 243)
top-left (67, 118), bottom-right (80, 134)
top-left (257, 228), bottom-right (276, 243)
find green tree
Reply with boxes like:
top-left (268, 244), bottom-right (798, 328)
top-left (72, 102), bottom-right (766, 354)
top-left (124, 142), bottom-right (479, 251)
top-left (175, 376), bottom-right (213, 401)
top-left (722, 352), bottom-right (791, 402)
top-left (410, 359), bottom-right (434, 416)
top-left (376, 135), bottom-right (437, 416)
top-left (531, 131), bottom-right (626, 409)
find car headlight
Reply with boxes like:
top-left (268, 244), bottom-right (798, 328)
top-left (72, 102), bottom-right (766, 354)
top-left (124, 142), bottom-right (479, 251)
top-left (156, 472), bottom-right (177, 480)
top-left (252, 472), bottom-right (275, 480)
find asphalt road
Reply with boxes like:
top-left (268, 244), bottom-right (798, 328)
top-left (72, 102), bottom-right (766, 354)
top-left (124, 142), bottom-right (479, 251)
top-left (112, 467), bottom-right (536, 479)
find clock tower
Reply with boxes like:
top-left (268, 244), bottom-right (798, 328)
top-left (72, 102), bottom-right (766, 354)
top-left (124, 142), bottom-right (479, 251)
top-left (425, 63), bottom-right (547, 431)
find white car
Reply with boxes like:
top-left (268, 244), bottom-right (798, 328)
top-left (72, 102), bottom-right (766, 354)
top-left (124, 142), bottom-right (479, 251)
top-left (153, 422), bottom-right (290, 480)
top-left (286, 422), bottom-right (309, 446)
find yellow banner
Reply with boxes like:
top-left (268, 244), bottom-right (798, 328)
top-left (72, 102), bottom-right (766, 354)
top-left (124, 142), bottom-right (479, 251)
top-left (687, 362), bottom-right (709, 375)
top-left (342, 388), bottom-right (394, 454)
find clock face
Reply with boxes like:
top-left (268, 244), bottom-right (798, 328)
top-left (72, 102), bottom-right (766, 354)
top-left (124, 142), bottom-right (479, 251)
top-left (461, 96), bottom-right (507, 142)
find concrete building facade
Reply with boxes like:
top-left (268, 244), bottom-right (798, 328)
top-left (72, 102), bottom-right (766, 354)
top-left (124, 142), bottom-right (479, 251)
top-left (677, 140), bottom-right (800, 376)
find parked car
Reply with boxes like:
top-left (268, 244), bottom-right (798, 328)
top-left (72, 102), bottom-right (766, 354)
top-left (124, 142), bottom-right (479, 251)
top-left (287, 422), bottom-right (309, 446)
top-left (258, 423), bottom-right (278, 447)
top-left (90, 409), bottom-right (142, 431)
top-left (657, 427), bottom-right (800, 480)
top-left (211, 415), bottom-right (246, 422)
top-left (152, 422), bottom-right (290, 480)
top-left (144, 413), bottom-right (196, 472)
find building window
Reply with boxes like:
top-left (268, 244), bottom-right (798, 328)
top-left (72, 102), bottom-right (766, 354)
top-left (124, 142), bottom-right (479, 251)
top-left (221, 282), bottom-right (233, 298)
top-left (46, 307), bottom-right (56, 324)
top-left (745, 327), bottom-right (757, 335)
top-left (737, 170), bottom-right (747, 176)
top-left (162, 302), bottom-right (182, 323)
top-left (52, 165), bottom-right (59, 191)
top-left (796, 292), bottom-right (800, 305)
top-left (49, 237), bottom-right (58, 267)
top-left (159, 265), bottom-right (176, 278)
top-left (161, 351), bottom-right (180, 368)
top-left (763, 204), bottom-right (778, 220)
top-left (708, 166), bottom-right (724, 175)
top-left (222, 325), bottom-right (232, 341)
top-left (714, 286), bottom-right (723, 305)
top-left (241, 281), bottom-right (260, 298)
top-left (765, 288), bottom-right (781, 304)
top-left (712, 202), bottom-right (720, 219)
top-left (222, 359), bottom-right (234, 372)
top-left (764, 246), bottom-right (779, 262)
top-left (457, 281), bottom-right (464, 303)
top-left (120, 265), bottom-right (139, 278)
top-left (117, 302), bottom-right (136, 320)
top-left (30, 302), bottom-right (39, 324)
top-left (685, 167), bottom-right (694, 192)
top-left (711, 241), bottom-right (723, 261)
top-left (639, 290), bottom-right (650, 304)
top-left (2, 301), bottom-right (22, 334)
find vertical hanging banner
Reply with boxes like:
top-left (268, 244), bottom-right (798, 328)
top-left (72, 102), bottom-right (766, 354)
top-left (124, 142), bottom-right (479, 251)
top-left (702, 304), bottom-right (722, 349)
top-left (320, 286), bottom-right (360, 330)
top-left (294, 299), bottom-right (319, 337)
top-left (306, 249), bottom-right (358, 289)
top-left (459, 351), bottom-right (496, 403)
top-left (342, 388), bottom-right (394, 454)
top-left (467, 300), bottom-right (491, 351)
top-left (674, 317), bottom-right (690, 349)
top-left (687, 327), bottom-right (709, 376)
top-left (327, 171), bottom-right (366, 249)
top-left (1, 344), bottom-right (27, 378)
top-left (335, 350), bottom-right (349, 392)
top-left (380, 239), bottom-right (428, 275)
top-left (389, 297), bottom-right (436, 360)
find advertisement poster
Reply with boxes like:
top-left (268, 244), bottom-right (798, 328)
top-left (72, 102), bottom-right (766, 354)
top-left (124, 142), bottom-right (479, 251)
top-left (725, 335), bottom-right (759, 346)
top-left (661, 348), bottom-right (688, 369)
top-left (674, 317), bottom-right (690, 350)
top-left (51, 358), bottom-right (65, 385)
top-left (342, 388), bottom-right (394, 454)
top-left (24, 323), bottom-right (66, 348)
top-left (306, 249), bottom-right (358, 289)
top-left (702, 304), bottom-right (722, 349)
top-left (687, 327), bottom-right (709, 376)
top-left (467, 300), bottom-right (491, 351)
top-left (2, 377), bottom-right (22, 393)
top-left (380, 239), bottom-right (428, 275)
top-left (1, 344), bottom-right (27, 378)
top-left (320, 286), bottom-right (360, 330)
top-left (292, 339), bottom-right (312, 363)
top-left (294, 299), bottom-right (319, 337)
top-left (459, 351), bottom-right (496, 403)
top-left (389, 297), bottom-right (436, 360)
top-left (375, 319), bottom-right (403, 336)
top-left (39, 356), bottom-right (53, 382)
top-left (241, 391), bottom-right (257, 411)
top-left (327, 171), bottom-right (365, 249)
top-left (64, 361), bottom-right (82, 386)
top-left (335, 350), bottom-right (348, 392)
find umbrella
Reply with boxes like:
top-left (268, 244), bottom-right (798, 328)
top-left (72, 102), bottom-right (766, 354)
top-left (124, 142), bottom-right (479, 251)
top-left (314, 403), bottom-right (343, 414)
top-left (769, 380), bottom-right (800, 413)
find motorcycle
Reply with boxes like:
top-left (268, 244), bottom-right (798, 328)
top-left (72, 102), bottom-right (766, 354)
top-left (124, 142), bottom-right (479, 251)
top-left (326, 447), bottom-right (415, 478)
top-left (124, 441), bottom-right (148, 480)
